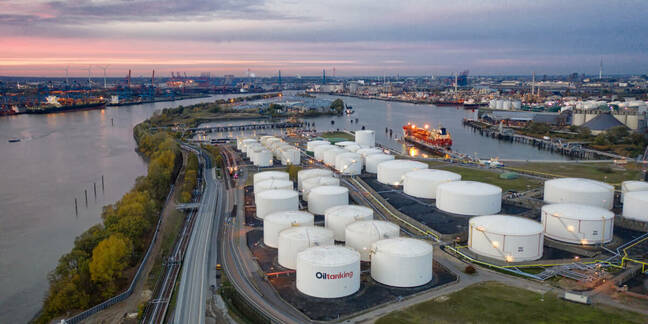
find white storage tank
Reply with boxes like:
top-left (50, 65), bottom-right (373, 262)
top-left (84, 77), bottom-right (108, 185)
top-left (279, 148), bottom-right (300, 166)
top-left (623, 191), bottom-right (648, 222)
top-left (541, 204), bottom-right (614, 244)
top-left (335, 152), bottom-right (363, 175)
top-left (621, 181), bottom-right (648, 200)
top-left (302, 176), bottom-right (340, 200)
top-left (278, 226), bottom-right (335, 269)
top-left (356, 148), bottom-right (384, 162)
top-left (436, 181), bottom-right (502, 215)
top-left (241, 139), bottom-right (258, 153)
top-left (403, 169), bottom-right (461, 199)
top-left (255, 189), bottom-right (299, 219)
top-left (355, 130), bottom-right (376, 147)
top-left (377, 160), bottom-right (428, 185)
top-left (370, 238), bottom-right (433, 287)
top-left (296, 246), bottom-right (360, 298)
top-left (308, 186), bottom-right (349, 215)
top-left (253, 171), bottom-right (289, 187)
top-left (346, 220), bottom-right (400, 261)
top-left (324, 205), bottom-right (374, 241)
top-left (313, 144), bottom-right (335, 161)
top-left (365, 154), bottom-right (395, 173)
top-left (335, 141), bottom-right (356, 148)
top-left (263, 211), bottom-right (314, 248)
top-left (544, 178), bottom-right (614, 209)
top-left (307, 140), bottom-right (330, 152)
top-left (297, 169), bottom-right (333, 191)
top-left (344, 143), bottom-right (362, 152)
top-left (512, 100), bottom-right (522, 110)
top-left (323, 147), bottom-right (345, 166)
top-left (254, 179), bottom-right (293, 196)
top-left (254, 150), bottom-right (274, 167)
top-left (469, 215), bottom-right (543, 262)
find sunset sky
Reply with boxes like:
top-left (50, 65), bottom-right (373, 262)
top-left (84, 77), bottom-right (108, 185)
top-left (1, 0), bottom-right (647, 77)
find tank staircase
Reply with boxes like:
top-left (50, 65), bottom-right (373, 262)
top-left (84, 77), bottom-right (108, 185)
top-left (535, 263), bottom-right (601, 281)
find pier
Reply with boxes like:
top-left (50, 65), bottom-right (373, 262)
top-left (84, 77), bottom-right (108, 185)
top-left (189, 121), bottom-right (304, 133)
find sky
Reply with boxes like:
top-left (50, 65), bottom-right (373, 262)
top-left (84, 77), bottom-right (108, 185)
top-left (1, 0), bottom-right (647, 77)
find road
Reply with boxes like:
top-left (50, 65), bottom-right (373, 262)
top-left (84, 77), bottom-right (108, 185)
top-left (173, 147), bottom-right (224, 324)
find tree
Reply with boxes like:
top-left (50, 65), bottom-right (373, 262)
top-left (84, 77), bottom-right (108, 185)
top-left (89, 234), bottom-right (132, 296)
top-left (330, 99), bottom-right (345, 114)
top-left (286, 164), bottom-right (301, 181)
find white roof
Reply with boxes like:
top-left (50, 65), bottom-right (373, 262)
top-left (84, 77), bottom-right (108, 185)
top-left (405, 169), bottom-right (461, 182)
top-left (325, 205), bottom-right (373, 218)
top-left (254, 171), bottom-right (288, 180)
top-left (438, 181), bottom-right (501, 195)
top-left (372, 238), bottom-right (432, 257)
top-left (265, 210), bottom-right (314, 224)
top-left (366, 154), bottom-right (394, 162)
top-left (298, 245), bottom-right (360, 266)
top-left (542, 203), bottom-right (614, 221)
top-left (378, 159), bottom-right (427, 170)
top-left (470, 215), bottom-right (543, 236)
top-left (256, 189), bottom-right (298, 200)
top-left (303, 176), bottom-right (338, 187)
top-left (622, 181), bottom-right (648, 192)
top-left (310, 185), bottom-right (348, 195)
top-left (335, 141), bottom-right (356, 147)
top-left (337, 152), bottom-right (362, 160)
top-left (625, 191), bottom-right (648, 202)
top-left (256, 179), bottom-right (292, 189)
top-left (280, 226), bottom-right (334, 241)
top-left (346, 220), bottom-right (399, 236)
top-left (299, 168), bottom-right (332, 177)
top-left (546, 178), bottom-right (613, 193)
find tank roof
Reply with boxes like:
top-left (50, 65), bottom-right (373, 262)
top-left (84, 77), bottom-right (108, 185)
top-left (372, 238), bottom-right (432, 257)
top-left (470, 215), bottom-right (543, 236)
top-left (298, 245), bottom-right (360, 266)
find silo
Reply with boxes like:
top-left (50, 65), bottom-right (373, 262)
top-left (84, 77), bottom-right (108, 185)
top-left (253, 171), bottom-right (289, 187)
top-left (324, 205), bottom-right (374, 241)
top-left (544, 178), bottom-right (614, 209)
top-left (263, 210), bottom-right (314, 248)
top-left (241, 139), bottom-right (258, 153)
top-left (313, 144), bottom-right (335, 161)
top-left (502, 100), bottom-right (512, 110)
top-left (436, 181), bottom-right (502, 215)
top-left (512, 100), bottom-right (522, 110)
top-left (370, 238), bottom-right (433, 287)
top-left (355, 130), bottom-right (376, 147)
top-left (296, 246), bottom-right (360, 298)
top-left (403, 169), bottom-right (461, 199)
top-left (307, 140), bottom-right (330, 152)
top-left (254, 179), bottom-right (293, 196)
top-left (278, 226), bottom-right (335, 269)
top-left (468, 215), bottom-right (543, 262)
top-left (335, 152), bottom-right (363, 175)
top-left (623, 191), bottom-right (648, 222)
top-left (279, 147), bottom-right (300, 166)
top-left (621, 181), bottom-right (648, 200)
top-left (356, 148), bottom-right (384, 163)
top-left (346, 220), bottom-right (400, 261)
top-left (308, 186), bottom-right (349, 215)
top-left (496, 99), bottom-right (504, 110)
top-left (254, 150), bottom-right (274, 167)
top-left (297, 169), bottom-right (333, 191)
top-left (489, 99), bottom-right (497, 109)
top-left (302, 176), bottom-right (340, 200)
top-left (323, 147), bottom-right (346, 166)
top-left (255, 189), bottom-right (299, 219)
top-left (365, 154), bottom-right (395, 173)
top-left (541, 204), bottom-right (614, 244)
top-left (377, 160), bottom-right (428, 185)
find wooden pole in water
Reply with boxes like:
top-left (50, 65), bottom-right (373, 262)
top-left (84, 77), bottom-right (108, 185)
top-left (93, 182), bottom-right (97, 198)
top-left (101, 175), bottom-right (105, 192)
top-left (84, 189), bottom-right (88, 207)
top-left (74, 198), bottom-right (78, 216)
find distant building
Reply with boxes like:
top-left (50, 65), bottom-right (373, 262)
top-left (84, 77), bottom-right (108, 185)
top-left (572, 108), bottom-right (646, 132)
top-left (581, 113), bottom-right (630, 135)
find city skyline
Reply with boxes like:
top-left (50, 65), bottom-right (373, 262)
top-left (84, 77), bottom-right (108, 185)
top-left (1, 0), bottom-right (648, 77)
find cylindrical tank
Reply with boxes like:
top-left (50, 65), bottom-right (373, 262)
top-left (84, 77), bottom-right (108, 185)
top-left (313, 144), bottom-right (335, 161)
top-left (403, 169), bottom-right (461, 199)
top-left (335, 152), bottom-right (363, 175)
top-left (512, 100), bottom-right (522, 110)
top-left (623, 191), bottom-right (648, 222)
top-left (255, 189), bottom-right (299, 219)
top-left (344, 143), bottom-right (362, 152)
top-left (254, 150), bottom-right (274, 167)
top-left (355, 130), bottom-right (376, 147)
top-left (302, 176), bottom-right (340, 200)
top-left (370, 238), bottom-right (433, 287)
top-left (334, 141), bottom-right (356, 148)
top-left (544, 178), bottom-right (614, 209)
top-left (502, 100), bottom-right (512, 110)
top-left (345, 220), bottom-right (400, 261)
top-left (365, 154), bottom-right (395, 173)
top-left (297, 169), bottom-right (333, 191)
top-left (296, 246), bottom-right (360, 298)
top-left (253, 171), bottom-right (289, 187)
top-left (241, 139), bottom-right (258, 153)
top-left (541, 204), bottom-right (614, 244)
top-left (308, 186), bottom-right (349, 215)
top-left (254, 179), bottom-right (293, 196)
top-left (355, 148), bottom-right (384, 163)
top-left (263, 211), bottom-right (314, 248)
top-left (324, 205), bottom-right (374, 241)
top-left (436, 181), bottom-right (502, 215)
top-left (279, 148), bottom-right (300, 166)
top-left (621, 181), bottom-right (648, 200)
top-left (468, 215), bottom-right (543, 262)
top-left (377, 160), bottom-right (428, 185)
top-left (278, 226), bottom-right (335, 269)
top-left (306, 140), bottom-right (330, 152)
top-left (323, 147), bottom-right (345, 166)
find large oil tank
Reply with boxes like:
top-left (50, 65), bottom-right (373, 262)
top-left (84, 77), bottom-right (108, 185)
top-left (306, 140), bottom-right (330, 152)
top-left (302, 176), bottom-right (340, 200)
top-left (263, 210), bottom-right (314, 248)
top-left (436, 181), bottom-right (502, 215)
top-left (335, 152), bottom-right (363, 175)
top-left (370, 238), bottom-right (433, 287)
top-left (468, 215), bottom-right (543, 262)
top-left (541, 204), bottom-right (614, 244)
top-left (254, 179), bottom-right (293, 196)
top-left (621, 181), bottom-right (648, 200)
top-left (278, 226), bottom-right (334, 269)
top-left (296, 246), bottom-right (360, 298)
top-left (253, 171), bottom-right (289, 187)
top-left (403, 169), bottom-right (461, 199)
top-left (313, 144), bottom-right (335, 161)
top-left (623, 191), bottom-right (648, 222)
top-left (345, 220), bottom-right (400, 261)
top-left (377, 160), bottom-right (428, 185)
top-left (323, 147), bottom-right (346, 166)
top-left (355, 130), bottom-right (376, 147)
top-left (365, 154), bottom-right (395, 173)
top-left (297, 169), bottom-right (333, 191)
top-left (308, 185), bottom-right (349, 215)
top-left (255, 189), bottom-right (299, 219)
top-left (324, 205), bottom-right (374, 241)
top-left (544, 178), bottom-right (614, 209)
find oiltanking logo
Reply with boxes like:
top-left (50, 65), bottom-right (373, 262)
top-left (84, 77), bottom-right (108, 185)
top-left (315, 271), bottom-right (353, 280)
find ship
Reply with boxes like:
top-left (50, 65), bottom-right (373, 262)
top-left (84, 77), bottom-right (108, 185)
top-left (402, 123), bottom-right (452, 148)
top-left (0, 106), bottom-right (18, 116)
top-left (345, 104), bottom-right (354, 115)
top-left (25, 96), bottom-right (106, 115)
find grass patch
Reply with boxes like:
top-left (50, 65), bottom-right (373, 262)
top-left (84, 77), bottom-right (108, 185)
top-left (376, 281), bottom-right (647, 324)
top-left (436, 165), bottom-right (543, 192)
top-left (505, 162), bottom-right (642, 185)
top-left (320, 131), bottom-right (355, 141)
top-left (147, 209), bottom-right (184, 287)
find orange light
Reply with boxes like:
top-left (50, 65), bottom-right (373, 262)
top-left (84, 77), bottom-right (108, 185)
top-left (424, 124), bottom-right (429, 129)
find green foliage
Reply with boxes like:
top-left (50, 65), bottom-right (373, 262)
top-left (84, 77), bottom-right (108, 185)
top-left (179, 153), bottom-right (199, 203)
top-left (89, 234), bottom-right (133, 298)
top-left (330, 98), bottom-right (345, 114)
top-left (523, 121), bottom-right (551, 135)
top-left (286, 164), bottom-right (302, 182)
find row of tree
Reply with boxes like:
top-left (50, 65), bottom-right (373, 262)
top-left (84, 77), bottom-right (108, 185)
top-left (179, 153), bottom-right (199, 203)
top-left (37, 127), bottom-right (181, 323)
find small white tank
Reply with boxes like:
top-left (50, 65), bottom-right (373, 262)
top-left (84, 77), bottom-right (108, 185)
top-left (541, 204), bottom-right (614, 244)
top-left (324, 205), bottom-right (374, 241)
top-left (254, 179), bottom-right (293, 196)
top-left (377, 160), bottom-right (428, 185)
top-left (544, 178), bottom-right (614, 209)
top-left (621, 181), bottom-right (648, 200)
top-left (623, 191), bottom-right (648, 222)
top-left (436, 181), bottom-right (502, 215)
top-left (365, 154), bottom-right (395, 173)
top-left (278, 226), bottom-right (335, 269)
top-left (469, 215), bottom-right (544, 262)
top-left (297, 169), bottom-right (333, 191)
top-left (355, 130), bottom-right (376, 147)
top-left (323, 147), bottom-right (346, 166)
top-left (253, 171), bottom-right (289, 187)
top-left (313, 144), bottom-right (335, 161)
top-left (302, 176), bottom-right (340, 200)
top-left (345, 220), bottom-right (400, 261)
top-left (263, 210), bottom-right (314, 248)
top-left (403, 169), bottom-right (461, 199)
top-left (255, 189), bottom-right (299, 219)
top-left (370, 238), bottom-right (433, 287)
top-left (306, 140), bottom-right (330, 152)
top-left (335, 152), bottom-right (363, 175)
top-left (308, 185), bottom-right (349, 215)
top-left (296, 246), bottom-right (360, 298)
